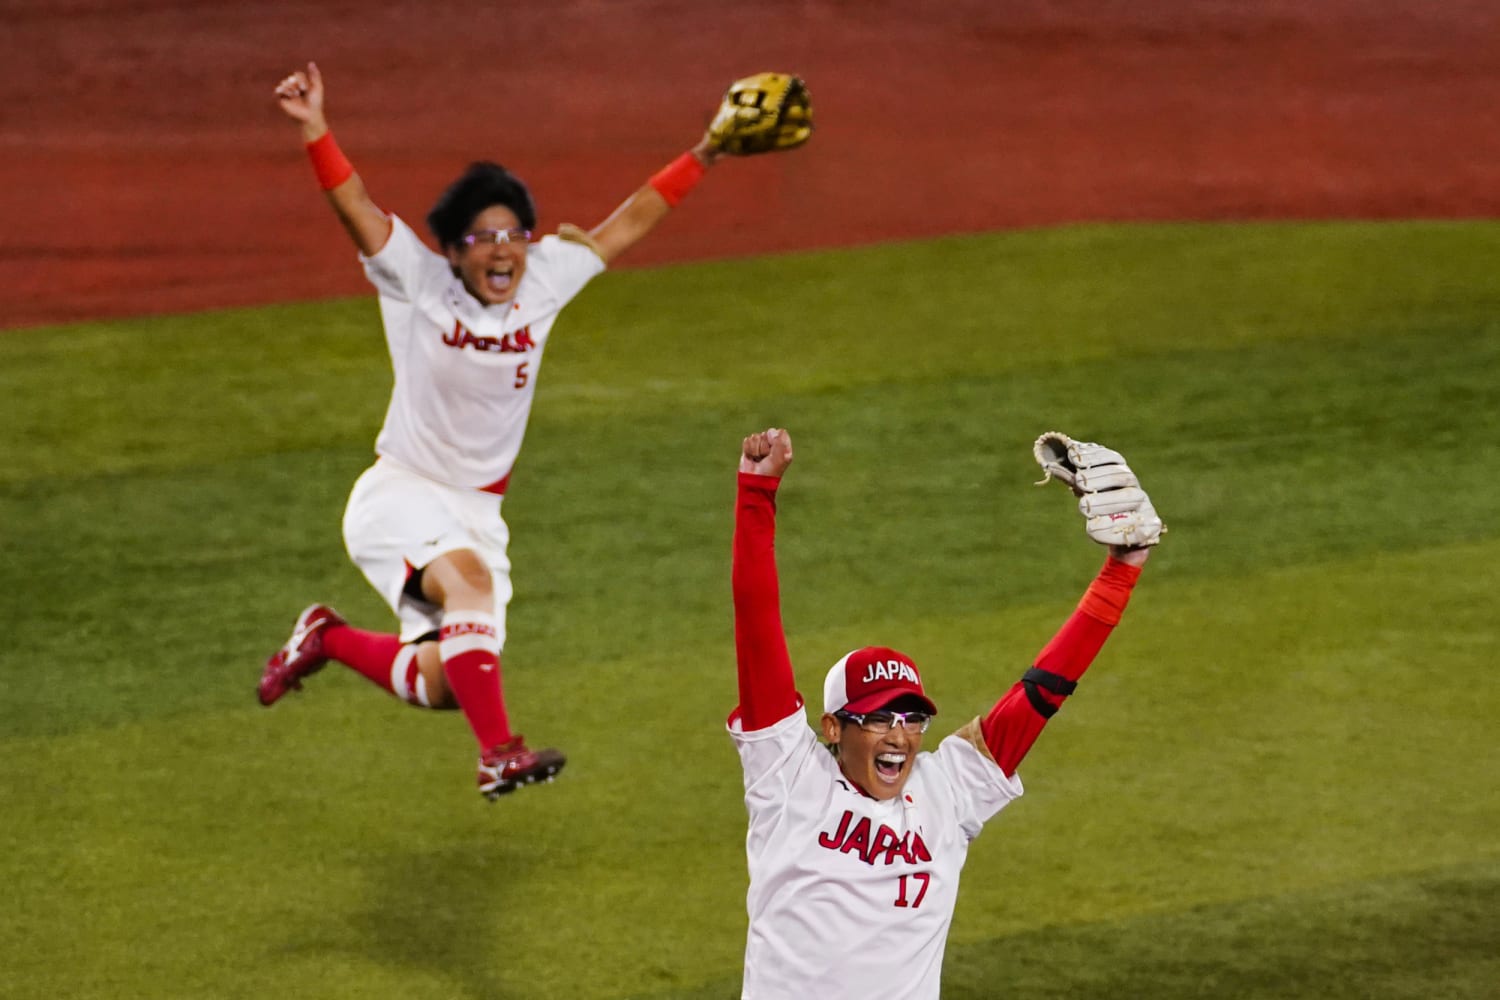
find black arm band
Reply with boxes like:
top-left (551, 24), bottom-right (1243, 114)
top-left (1021, 667), bottom-right (1078, 719)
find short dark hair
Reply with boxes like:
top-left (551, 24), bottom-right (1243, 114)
top-left (426, 161), bottom-right (537, 249)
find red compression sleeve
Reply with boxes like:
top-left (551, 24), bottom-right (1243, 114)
top-left (981, 556), bottom-right (1142, 775)
top-left (732, 472), bottom-right (802, 730)
top-left (305, 131), bottom-right (354, 191)
top-left (648, 152), bottom-right (706, 207)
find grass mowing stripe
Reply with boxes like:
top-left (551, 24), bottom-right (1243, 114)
top-left (545, 219), bottom-right (1500, 409)
top-left (940, 860), bottom-right (1500, 1000)
top-left (2, 220), bottom-right (1497, 484)
top-left (4, 321), bottom-right (1496, 736)
top-left (644, 862), bottom-right (1500, 1000)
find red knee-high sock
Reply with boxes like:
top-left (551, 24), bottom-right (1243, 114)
top-left (322, 625), bottom-right (434, 706)
top-left (322, 626), bottom-right (401, 690)
top-left (438, 610), bottom-right (512, 749)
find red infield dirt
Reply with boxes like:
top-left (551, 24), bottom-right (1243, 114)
top-left (5, 0), bottom-right (1498, 330)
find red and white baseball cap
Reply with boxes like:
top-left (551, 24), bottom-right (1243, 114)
top-left (822, 646), bottom-right (937, 716)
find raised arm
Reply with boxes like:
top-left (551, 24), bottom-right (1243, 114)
top-left (589, 72), bottom-right (812, 264)
top-left (980, 548), bottom-right (1148, 776)
top-left (977, 433), bottom-right (1163, 775)
top-left (274, 62), bottom-right (392, 257)
top-left (732, 428), bottom-right (801, 730)
top-left (587, 138), bottom-right (722, 265)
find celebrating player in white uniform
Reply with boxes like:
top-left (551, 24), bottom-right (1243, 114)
top-left (729, 428), bottom-right (1156, 998)
top-left (257, 61), bottom-right (783, 800)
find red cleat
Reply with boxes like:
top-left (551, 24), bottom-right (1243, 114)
top-left (258, 604), bottom-right (345, 706)
top-left (477, 737), bottom-right (566, 799)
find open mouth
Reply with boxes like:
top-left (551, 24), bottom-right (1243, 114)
top-left (875, 752), bottom-right (907, 781)
top-left (486, 268), bottom-right (514, 294)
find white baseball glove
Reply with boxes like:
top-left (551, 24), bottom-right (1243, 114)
top-left (1033, 432), bottom-right (1164, 548)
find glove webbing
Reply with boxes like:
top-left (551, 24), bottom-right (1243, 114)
top-left (1021, 667), bottom-right (1078, 719)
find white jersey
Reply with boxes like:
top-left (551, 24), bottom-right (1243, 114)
top-left (729, 710), bottom-right (1024, 999)
top-left (360, 216), bottom-right (606, 491)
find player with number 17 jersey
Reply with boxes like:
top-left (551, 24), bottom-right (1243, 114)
top-left (734, 695), bottom-right (1022, 996)
top-left (728, 427), bottom-right (1153, 998)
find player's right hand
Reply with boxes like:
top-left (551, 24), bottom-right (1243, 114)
top-left (740, 428), bottom-right (793, 478)
top-left (274, 61), bottom-right (327, 133)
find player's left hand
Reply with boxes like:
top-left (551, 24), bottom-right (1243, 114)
top-left (741, 428), bottom-right (794, 478)
top-left (1108, 544), bottom-right (1152, 566)
top-left (1033, 431), bottom-right (1164, 549)
top-left (706, 73), bottom-right (813, 156)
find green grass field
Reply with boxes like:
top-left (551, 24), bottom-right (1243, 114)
top-left (2, 220), bottom-right (1497, 999)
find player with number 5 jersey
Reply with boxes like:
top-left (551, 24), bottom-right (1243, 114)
top-left (257, 61), bottom-right (805, 801)
top-left (729, 428), bottom-right (1157, 997)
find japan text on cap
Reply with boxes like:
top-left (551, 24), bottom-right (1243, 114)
top-left (823, 646), bottom-right (937, 716)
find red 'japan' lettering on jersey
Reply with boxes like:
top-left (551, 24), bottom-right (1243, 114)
top-left (817, 809), bottom-right (934, 866)
top-left (441, 322), bottom-right (536, 354)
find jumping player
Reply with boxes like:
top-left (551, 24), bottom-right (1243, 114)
top-left (258, 61), bottom-right (781, 801)
top-left (729, 428), bottom-right (1156, 997)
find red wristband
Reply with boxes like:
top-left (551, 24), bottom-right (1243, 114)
top-left (648, 151), bottom-right (706, 207)
top-left (306, 131), bottom-right (354, 191)
top-left (1077, 558), bottom-right (1141, 625)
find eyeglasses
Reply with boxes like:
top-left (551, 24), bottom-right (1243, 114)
top-left (835, 710), bottom-right (932, 734)
top-left (460, 228), bottom-right (532, 247)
